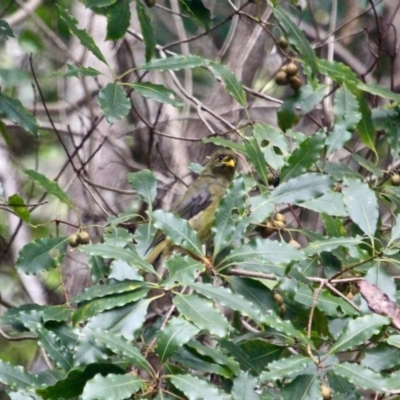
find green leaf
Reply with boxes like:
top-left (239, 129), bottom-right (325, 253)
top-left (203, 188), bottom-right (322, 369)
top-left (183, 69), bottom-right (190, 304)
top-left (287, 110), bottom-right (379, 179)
top-left (386, 335), bottom-right (400, 348)
top-left (358, 82), bottom-right (400, 103)
top-left (282, 374), bottom-right (320, 400)
top-left (189, 282), bottom-right (262, 323)
top-left (356, 93), bottom-right (376, 154)
top-left (202, 137), bottom-right (245, 153)
top-left (42, 306), bottom-right (71, 323)
top-left (304, 236), bottom-right (363, 256)
top-left (334, 85), bottom-right (361, 129)
top-left (136, 0), bottom-right (156, 61)
top-left (173, 294), bottom-right (230, 337)
top-left (263, 311), bottom-right (312, 345)
top-left (36, 328), bottom-right (73, 371)
top-left (36, 364), bottom-right (124, 400)
top-left (82, 373), bottom-right (143, 400)
top-left (179, 0), bottom-right (211, 30)
top-left (294, 285), bottom-right (358, 317)
top-left (98, 83), bottom-right (131, 124)
top-left (138, 54), bottom-right (210, 71)
top-left (329, 314), bottom-right (389, 355)
top-left (326, 124), bottom-right (352, 154)
top-left (157, 317), bottom-right (200, 363)
top-left (244, 138), bottom-right (270, 186)
top-left (127, 169), bottom-right (157, 207)
top-left (232, 371), bottom-right (260, 400)
top-left (86, 0), bottom-right (117, 7)
top-left (212, 176), bottom-right (248, 257)
top-left (318, 59), bottom-right (359, 90)
top-left (273, 6), bottom-right (318, 75)
top-left (300, 191), bottom-right (348, 216)
top-left (150, 209), bottom-right (204, 260)
top-left (361, 343), bottom-right (400, 372)
top-left (322, 214), bottom-right (347, 237)
top-left (290, 84), bottom-right (327, 115)
top-left (280, 130), bottom-right (325, 181)
top-left (162, 255), bottom-right (205, 288)
top-left (352, 153), bottom-right (382, 178)
top-left (0, 89), bottom-right (38, 136)
top-left (8, 194), bottom-right (30, 222)
top-left (71, 280), bottom-right (147, 303)
top-left (220, 237), bottom-right (303, 270)
top-left (323, 161), bottom-right (363, 181)
top-left (210, 62), bottom-right (247, 107)
top-left (0, 360), bottom-right (42, 390)
top-left (84, 299), bottom-right (151, 340)
top-left (332, 362), bottom-right (387, 392)
top-left (106, 0), bottom-right (130, 40)
top-left (253, 123), bottom-right (288, 171)
top-left (186, 340), bottom-right (240, 375)
top-left (343, 178), bottom-right (378, 237)
top-left (72, 289), bottom-right (149, 323)
top-left (218, 339), bottom-right (258, 375)
top-left (0, 20), bottom-right (15, 39)
top-left (25, 169), bottom-right (74, 208)
top-left (64, 64), bottom-right (100, 78)
top-left (89, 328), bottom-right (154, 374)
top-left (127, 82), bottom-right (183, 107)
top-left (389, 214), bottom-right (400, 247)
top-left (79, 243), bottom-right (155, 274)
top-left (57, 6), bottom-right (108, 65)
top-left (260, 355), bottom-right (312, 381)
top-left (170, 374), bottom-right (224, 400)
top-left (251, 173), bottom-right (333, 222)
top-left (16, 237), bottom-right (68, 275)
top-left (173, 346), bottom-right (233, 378)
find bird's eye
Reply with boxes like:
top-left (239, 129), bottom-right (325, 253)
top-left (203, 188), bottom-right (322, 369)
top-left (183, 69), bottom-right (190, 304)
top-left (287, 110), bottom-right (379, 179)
top-left (218, 155), bottom-right (225, 161)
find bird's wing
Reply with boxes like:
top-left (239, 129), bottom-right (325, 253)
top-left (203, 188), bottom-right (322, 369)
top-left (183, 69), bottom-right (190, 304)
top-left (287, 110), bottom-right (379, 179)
top-left (173, 181), bottom-right (212, 220)
top-left (145, 181), bottom-right (211, 258)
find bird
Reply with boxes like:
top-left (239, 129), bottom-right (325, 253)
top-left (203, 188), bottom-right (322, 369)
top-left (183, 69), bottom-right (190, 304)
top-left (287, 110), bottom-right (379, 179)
top-left (145, 148), bottom-right (237, 265)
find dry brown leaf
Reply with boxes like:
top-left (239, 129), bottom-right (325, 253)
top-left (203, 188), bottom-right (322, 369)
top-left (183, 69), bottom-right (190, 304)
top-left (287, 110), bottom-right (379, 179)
top-left (358, 280), bottom-right (400, 330)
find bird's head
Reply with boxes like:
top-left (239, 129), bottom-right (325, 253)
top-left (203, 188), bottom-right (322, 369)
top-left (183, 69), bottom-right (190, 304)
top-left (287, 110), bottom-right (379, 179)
top-left (204, 149), bottom-right (237, 180)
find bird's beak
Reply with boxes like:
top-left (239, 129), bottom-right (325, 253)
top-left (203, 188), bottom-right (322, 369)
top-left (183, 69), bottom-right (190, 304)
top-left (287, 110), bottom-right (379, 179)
top-left (223, 158), bottom-right (236, 168)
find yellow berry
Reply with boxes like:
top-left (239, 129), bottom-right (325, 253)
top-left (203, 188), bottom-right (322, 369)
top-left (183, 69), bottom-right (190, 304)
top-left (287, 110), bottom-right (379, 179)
top-left (321, 385), bottom-right (332, 400)
top-left (68, 234), bottom-right (80, 248)
top-left (286, 62), bottom-right (298, 76)
top-left (289, 75), bottom-right (302, 90)
top-left (77, 230), bottom-right (90, 245)
top-left (391, 174), bottom-right (400, 186)
top-left (275, 70), bottom-right (289, 86)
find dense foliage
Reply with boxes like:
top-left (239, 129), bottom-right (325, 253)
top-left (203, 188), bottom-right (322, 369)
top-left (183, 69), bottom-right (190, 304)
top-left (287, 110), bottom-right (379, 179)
top-left (1, 0), bottom-right (400, 399)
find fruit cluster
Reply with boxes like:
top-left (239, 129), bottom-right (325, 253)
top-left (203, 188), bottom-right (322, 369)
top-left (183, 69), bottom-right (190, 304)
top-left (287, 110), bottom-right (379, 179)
top-left (275, 62), bottom-right (302, 90)
top-left (68, 230), bottom-right (90, 247)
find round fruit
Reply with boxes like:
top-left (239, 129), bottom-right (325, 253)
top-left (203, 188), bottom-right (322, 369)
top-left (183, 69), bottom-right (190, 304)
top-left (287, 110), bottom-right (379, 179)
top-left (272, 220), bottom-right (285, 229)
top-left (321, 385), bottom-right (332, 400)
top-left (289, 239), bottom-right (301, 249)
top-left (286, 62), bottom-right (298, 76)
top-left (68, 234), bottom-right (80, 248)
top-left (77, 230), bottom-right (90, 245)
top-left (263, 221), bottom-right (275, 236)
top-left (289, 75), bottom-right (302, 90)
top-left (275, 70), bottom-right (288, 86)
top-left (277, 37), bottom-right (289, 49)
top-left (279, 304), bottom-right (287, 316)
top-left (274, 213), bottom-right (286, 224)
top-left (391, 173), bottom-right (400, 186)
top-left (346, 292), bottom-right (354, 300)
top-left (274, 292), bottom-right (284, 305)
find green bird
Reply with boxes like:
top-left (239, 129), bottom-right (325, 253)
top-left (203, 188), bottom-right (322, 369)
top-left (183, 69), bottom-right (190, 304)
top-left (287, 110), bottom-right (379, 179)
top-left (145, 148), bottom-right (237, 265)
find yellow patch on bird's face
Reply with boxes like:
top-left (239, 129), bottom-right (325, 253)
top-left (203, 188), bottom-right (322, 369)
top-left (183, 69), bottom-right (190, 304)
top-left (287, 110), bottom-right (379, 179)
top-left (222, 157), bottom-right (236, 168)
